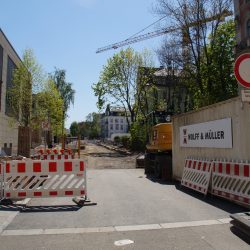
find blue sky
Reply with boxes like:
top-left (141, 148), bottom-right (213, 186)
top-left (1, 0), bottom-right (165, 128)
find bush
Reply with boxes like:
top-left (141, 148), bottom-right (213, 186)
top-left (114, 136), bottom-right (121, 145)
top-left (129, 121), bottom-right (147, 152)
top-left (121, 136), bottom-right (130, 148)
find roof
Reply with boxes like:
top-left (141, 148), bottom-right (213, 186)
top-left (0, 28), bottom-right (22, 62)
top-left (154, 68), bottom-right (181, 77)
top-left (109, 106), bottom-right (126, 112)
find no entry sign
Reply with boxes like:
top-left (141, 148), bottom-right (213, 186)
top-left (234, 53), bottom-right (250, 88)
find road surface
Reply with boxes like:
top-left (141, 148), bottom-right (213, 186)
top-left (0, 143), bottom-right (249, 249)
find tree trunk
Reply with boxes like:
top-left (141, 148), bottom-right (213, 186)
top-left (18, 126), bottom-right (31, 157)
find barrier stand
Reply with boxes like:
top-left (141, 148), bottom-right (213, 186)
top-left (72, 159), bottom-right (97, 206)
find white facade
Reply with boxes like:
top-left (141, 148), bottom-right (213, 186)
top-left (100, 106), bottom-right (130, 139)
top-left (0, 29), bottom-right (21, 155)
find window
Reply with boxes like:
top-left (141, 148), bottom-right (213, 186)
top-left (110, 124), bottom-right (113, 130)
top-left (120, 125), bottom-right (123, 130)
top-left (247, 19), bottom-right (250, 37)
top-left (115, 124), bottom-right (119, 130)
top-left (115, 118), bottom-right (119, 123)
top-left (110, 118), bottom-right (113, 123)
top-left (5, 56), bottom-right (17, 115)
top-left (120, 119), bottom-right (123, 123)
top-left (0, 45), bottom-right (3, 111)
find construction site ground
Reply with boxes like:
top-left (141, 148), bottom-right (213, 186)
top-left (0, 142), bottom-right (249, 249)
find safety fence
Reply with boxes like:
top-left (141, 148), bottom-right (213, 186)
top-left (31, 149), bottom-right (74, 160)
top-left (181, 158), bottom-right (212, 195)
top-left (0, 159), bottom-right (86, 200)
top-left (212, 161), bottom-right (250, 206)
top-left (31, 154), bottom-right (73, 160)
top-left (0, 162), bottom-right (3, 199)
top-left (181, 158), bottom-right (250, 207)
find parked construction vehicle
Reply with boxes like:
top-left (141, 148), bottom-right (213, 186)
top-left (144, 111), bottom-right (173, 180)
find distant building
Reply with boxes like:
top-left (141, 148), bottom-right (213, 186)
top-left (100, 105), bottom-right (130, 139)
top-left (153, 67), bottom-right (188, 113)
top-left (136, 66), bottom-right (188, 116)
top-left (0, 28), bottom-right (22, 155)
top-left (234, 0), bottom-right (250, 53)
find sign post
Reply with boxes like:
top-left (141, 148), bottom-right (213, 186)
top-left (234, 53), bottom-right (250, 89)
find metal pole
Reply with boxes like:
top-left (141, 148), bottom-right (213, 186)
top-left (84, 159), bottom-right (88, 200)
top-left (44, 130), bottom-right (47, 151)
top-left (78, 134), bottom-right (80, 159)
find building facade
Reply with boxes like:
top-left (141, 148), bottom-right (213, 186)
top-left (100, 106), bottom-right (130, 139)
top-left (137, 66), bottom-right (188, 116)
top-left (234, 0), bottom-right (250, 53)
top-left (0, 29), bottom-right (21, 155)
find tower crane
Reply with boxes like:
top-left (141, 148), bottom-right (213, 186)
top-left (96, 10), bottom-right (233, 54)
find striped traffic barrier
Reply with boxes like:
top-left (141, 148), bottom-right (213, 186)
top-left (181, 158), bottom-right (212, 195)
top-left (2, 159), bottom-right (86, 200)
top-left (0, 162), bottom-right (3, 199)
top-left (31, 148), bottom-right (74, 160)
top-left (31, 154), bottom-right (73, 160)
top-left (212, 161), bottom-right (250, 207)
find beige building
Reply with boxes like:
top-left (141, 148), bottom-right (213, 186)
top-left (0, 28), bottom-right (21, 155)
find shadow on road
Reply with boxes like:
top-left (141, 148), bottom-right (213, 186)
top-left (146, 175), bottom-right (246, 214)
top-left (0, 205), bottom-right (82, 213)
top-left (176, 184), bottom-right (247, 214)
top-left (230, 226), bottom-right (250, 245)
top-left (20, 205), bottom-right (82, 213)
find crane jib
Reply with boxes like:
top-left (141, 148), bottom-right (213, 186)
top-left (96, 10), bottom-right (232, 54)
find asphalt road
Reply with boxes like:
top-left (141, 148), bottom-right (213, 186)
top-left (0, 143), bottom-right (249, 249)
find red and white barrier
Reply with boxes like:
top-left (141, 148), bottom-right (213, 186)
top-left (31, 154), bottom-right (73, 160)
top-left (181, 158), bottom-right (212, 195)
top-left (31, 149), bottom-right (74, 161)
top-left (0, 162), bottom-right (3, 199)
top-left (212, 161), bottom-right (250, 207)
top-left (2, 159), bottom-right (86, 199)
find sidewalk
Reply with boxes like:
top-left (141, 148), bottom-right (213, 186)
top-left (0, 223), bottom-right (249, 250)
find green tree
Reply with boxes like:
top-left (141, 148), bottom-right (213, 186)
top-left (200, 19), bottom-right (237, 105)
top-left (85, 112), bottom-right (101, 139)
top-left (9, 49), bottom-right (45, 127)
top-left (33, 79), bottom-right (63, 136)
top-left (50, 69), bottom-right (75, 137)
top-left (70, 121), bottom-right (79, 136)
top-left (155, 0), bottom-right (234, 109)
top-left (93, 48), bottom-right (154, 126)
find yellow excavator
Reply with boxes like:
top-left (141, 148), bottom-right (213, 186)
top-left (144, 111), bottom-right (173, 180)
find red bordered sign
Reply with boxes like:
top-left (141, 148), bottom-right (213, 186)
top-left (234, 53), bottom-right (250, 88)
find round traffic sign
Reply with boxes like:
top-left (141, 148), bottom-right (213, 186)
top-left (234, 53), bottom-right (250, 88)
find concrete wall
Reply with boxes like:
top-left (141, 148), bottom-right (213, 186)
top-left (172, 97), bottom-right (250, 180)
top-left (0, 29), bottom-right (21, 155)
